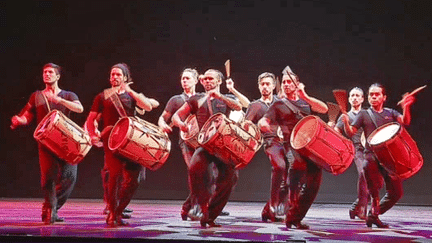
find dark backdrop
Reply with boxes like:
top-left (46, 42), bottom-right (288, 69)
top-left (1, 0), bottom-right (431, 205)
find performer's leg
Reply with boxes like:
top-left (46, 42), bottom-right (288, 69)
top-left (263, 139), bottom-right (286, 222)
top-left (379, 169), bottom-right (403, 215)
top-left (38, 145), bottom-right (58, 224)
top-left (55, 161), bottom-right (77, 211)
top-left (350, 149), bottom-right (369, 219)
top-left (101, 166), bottom-right (110, 213)
top-left (103, 142), bottom-right (124, 227)
top-left (296, 160), bottom-right (322, 221)
top-left (284, 149), bottom-right (310, 229)
top-left (180, 142), bottom-right (199, 220)
top-left (363, 152), bottom-right (388, 228)
top-left (188, 148), bottom-right (212, 225)
top-left (207, 161), bottom-right (238, 224)
top-left (116, 162), bottom-right (142, 225)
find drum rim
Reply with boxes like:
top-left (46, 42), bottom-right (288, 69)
top-left (108, 117), bottom-right (132, 151)
top-left (180, 115), bottom-right (199, 141)
top-left (33, 109), bottom-right (60, 139)
top-left (367, 122), bottom-right (401, 146)
top-left (290, 115), bottom-right (319, 149)
top-left (198, 113), bottom-right (225, 145)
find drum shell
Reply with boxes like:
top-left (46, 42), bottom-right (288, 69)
top-left (34, 110), bottom-right (92, 165)
top-left (108, 117), bottom-right (171, 171)
top-left (198, 113), bottom-right (262, 169)
top-left (367, 122), bottom-right (423, 179)
top-left (180, 115), bottom-right (200, 149)
top-left (290, 115), bottom-right (354, 175)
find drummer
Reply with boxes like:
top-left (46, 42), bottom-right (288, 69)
top-left (334, 87), bottom-right (369, 220)
top-left (11, 63), bottom-right (84, 224)
top-left (340, 83), bottom-right (415, 228)
top-left (158, 68), bottom-right (204, 221)
top-left (258, 66), bottom-right (328, 229)
top-left (172, 69), bottom-right (242, 227)
top-left (244, 72), bottom-right (286, 222)
top-left (86, 63), bottom-right (158, 227)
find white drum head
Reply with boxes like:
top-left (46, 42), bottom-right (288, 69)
top-left (369, 123), bottom-right (400, 145)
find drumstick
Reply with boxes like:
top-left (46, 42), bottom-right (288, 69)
top-left (396, 85), bottom-right (427, 105)
top-left (224, 59), bottom-right (231, 78)
top-left (332, 89), bottom-right (348, 114)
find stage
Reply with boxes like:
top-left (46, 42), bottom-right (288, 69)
top-left (0, 199), bottom-right (431, 242)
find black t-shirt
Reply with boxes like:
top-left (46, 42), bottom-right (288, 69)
top-left (245, 97), bottom-right (280, 138)
top-left (263, 98), bottom-right (311, 141)
top-left (187, 93), bottom-right (236, 129)
top-left (335, 110), bottom-right (363, 146)
top-left (28, 90), bottom-right (79, 124)
top-left (351, 108), bottom-right (401, 150)
top-left (90, 91), bottom-right (137, 130)
top-left (163, 93), bottom-right (189, 124)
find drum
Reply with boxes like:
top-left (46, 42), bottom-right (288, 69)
top-left (290, 115), bottom-right (354, 175)
top-left (197, 113), bottom-right (262, 169)
top-left (34, 110), bottom-right (92, 165)
top-left (180, 115), bottom-right (200, 149)
top-left (108, 117), bottom-right (171, 171)
top-left (367, 122), bottom-right (423, 179)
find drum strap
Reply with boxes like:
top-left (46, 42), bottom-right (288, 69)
top-left (36, 91), bottom-right (51, 112)
top-left (104, 88), bottom-right (127, 118)
top-left (367, 108), bottom-right (379, 128)
top-left (282, 98), bottom-right (304, 119)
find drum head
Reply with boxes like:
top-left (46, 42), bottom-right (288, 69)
top-left (290, 116), bottom-right (318, 149)
top-left (108, 118), bottom-right (131, 151)
top-left (368, 123), bottom-right (400, 146)
top-left (34, 110), bottom-right (59, 139)
top-left (198, 113), bottom-right (224, 145)
top-left (180, 115), bottom-right (199, 140)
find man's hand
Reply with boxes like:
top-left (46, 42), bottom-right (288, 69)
top-left (44, 91), bottom-right (62, 104)
top-left (226, 78), bottom-right (234, 92)
top-left (11, 115), bottom-right (26, 129)
top-left (160, 122), bottom-right (173, 133)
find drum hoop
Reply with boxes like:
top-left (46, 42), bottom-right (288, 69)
top-left (367, 122), bottom-right (401, 147)
top-left (290, 115), bottom-right (319, 150)
top-left (34, 110), bottom-right (61, 139)
top-left (108, 117), bottom-right (132, 151)
top-left (180, 115), bottom-right (198, 141)
top-left (198, 113), bottom-right (226, 145)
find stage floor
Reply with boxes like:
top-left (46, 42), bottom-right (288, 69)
top-left (0, 198), bottom-right (431, 242)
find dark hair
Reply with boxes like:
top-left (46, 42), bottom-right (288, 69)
top-left (350, 87), bottom-right (364, 97)
top-left (43, 63), bottom-right (61, 75)
top-left (205, 69), bottom-right (224, 82)
top-left (111, 63), bottom-right (132, 82)
top-left (369, 83), bottom-right (386, 96)
top-left (257, 72), bottom-right (276, 85)
top-left (182, 68), bottom-right (199, 81)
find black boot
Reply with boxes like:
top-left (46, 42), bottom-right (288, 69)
top-left (366, 214), bottom-right (389, 228)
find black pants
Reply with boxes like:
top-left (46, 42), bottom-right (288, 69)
top-left (189, 147), bottom-right (238, 222)
top-left (364, 151), bottom-right (403, 216)
top-left (38, 145), bottom-right (77, 212)
top-left (285, 148), bottom-right (322, 224)
top-left (263, 137), bottom-right (288, 213)
top-left (103, 136), bottom-right (143, 216)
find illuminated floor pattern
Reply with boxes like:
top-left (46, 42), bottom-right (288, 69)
top-left (0, 199), bottom-right (431, 242)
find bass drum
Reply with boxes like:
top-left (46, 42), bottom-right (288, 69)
top-left (108, 117), bottom-right (171, 171)
top-left (180, 115), bottom-right (200, 149)
top-left (290, 115), bottom-right (354, 175)
top-left (368, 122), bottom-right (423, 179)
top-left (34, 110), bottom-right (92, 165)
top-left (197, 113), bottom-right (262, 169)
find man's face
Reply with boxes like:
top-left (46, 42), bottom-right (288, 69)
top-left (349, 89), bottom-right (364, 107)
top-left (181, 71), bottom-right (197, 90)
top-left (43, 67), bottom-right (60, 84)
top-left (201, 71), bottom-right (221, 91)
top-left (368, 86), bottom-right (386, 107)
top-left (281, 74), bottom-right (297, 96)
top-left (258, 77), bottom-right (275, 97)
top-left (110, 67), bottom-right (127, 87)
